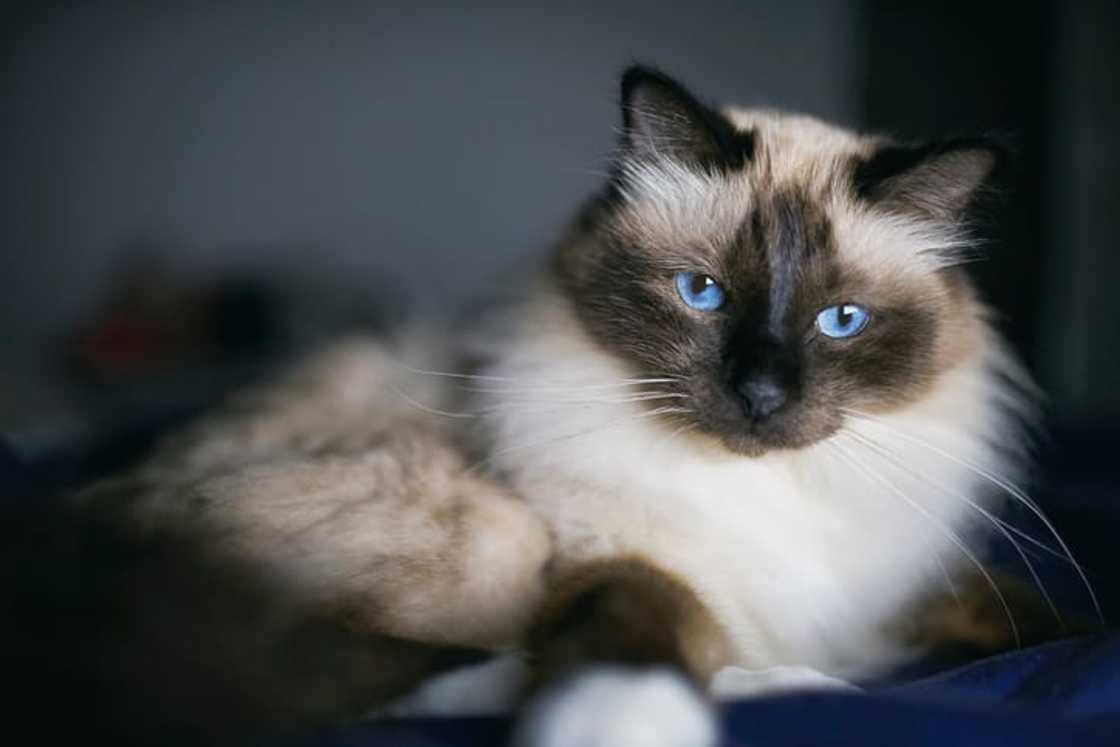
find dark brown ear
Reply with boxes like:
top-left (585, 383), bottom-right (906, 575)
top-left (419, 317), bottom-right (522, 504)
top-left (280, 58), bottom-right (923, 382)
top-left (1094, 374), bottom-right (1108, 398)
top-left (853, 138), bottom-right (1007, 221)
top-left (619, 65), bottom-right (754, 171)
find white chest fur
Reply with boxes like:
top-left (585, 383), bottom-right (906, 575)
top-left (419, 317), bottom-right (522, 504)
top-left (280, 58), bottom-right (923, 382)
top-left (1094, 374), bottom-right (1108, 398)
top-left (472, 296), bottom-right (1024, 678)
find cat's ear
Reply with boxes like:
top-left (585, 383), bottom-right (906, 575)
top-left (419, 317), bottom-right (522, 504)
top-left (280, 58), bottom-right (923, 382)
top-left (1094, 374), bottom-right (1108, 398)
top-left (619, 65), bottom-right (753, 170)
top-left (853, 138), bottom-right (1008, 221)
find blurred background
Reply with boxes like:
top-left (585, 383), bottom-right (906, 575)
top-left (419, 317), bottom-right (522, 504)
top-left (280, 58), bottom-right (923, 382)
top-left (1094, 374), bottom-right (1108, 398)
top-left (1, 3), bottom-right (1119, 742)
top-left (1, 2), bottom-right (1117, 497)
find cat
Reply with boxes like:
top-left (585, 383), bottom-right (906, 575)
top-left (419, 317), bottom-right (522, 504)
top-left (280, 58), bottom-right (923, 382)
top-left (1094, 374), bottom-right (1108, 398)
top-left (395, 65), bottom-right (1072, 743)
top-left (63, 65), bottom-right (1088, 746)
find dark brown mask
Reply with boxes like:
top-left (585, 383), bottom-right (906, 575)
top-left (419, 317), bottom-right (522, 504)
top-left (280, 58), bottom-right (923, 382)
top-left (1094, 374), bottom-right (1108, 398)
top-left (555, 66), bottom-right (1002, 456)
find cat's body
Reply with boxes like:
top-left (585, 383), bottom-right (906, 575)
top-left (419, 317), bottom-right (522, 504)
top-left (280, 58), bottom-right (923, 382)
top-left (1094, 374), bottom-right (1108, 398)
top-left (453, 81), bottom-right (1037, 690)
top-left (66, 67), bottom-right (1066, 745)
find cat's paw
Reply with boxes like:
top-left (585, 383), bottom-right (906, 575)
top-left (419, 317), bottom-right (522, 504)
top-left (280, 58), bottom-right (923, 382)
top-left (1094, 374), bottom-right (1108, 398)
top-left (709, 664), bottom-right (861, 701)
top-left (377, 654), bottom-right (528, 717)
top-left (513, 667), bottom-right (717, 747)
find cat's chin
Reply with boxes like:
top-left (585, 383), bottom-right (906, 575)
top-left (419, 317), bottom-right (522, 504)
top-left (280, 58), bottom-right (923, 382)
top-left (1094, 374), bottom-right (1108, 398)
top-left (717, 433), bottom-right (794, 458)
top-left (673, 395), bottom-right (844, 458)
top-left (707, 422), bottom-right (836, 458)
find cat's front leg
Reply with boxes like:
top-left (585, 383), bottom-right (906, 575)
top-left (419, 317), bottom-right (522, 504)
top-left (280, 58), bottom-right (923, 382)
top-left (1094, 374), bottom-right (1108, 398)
top-left (512, 556), bottom-right (732, 747)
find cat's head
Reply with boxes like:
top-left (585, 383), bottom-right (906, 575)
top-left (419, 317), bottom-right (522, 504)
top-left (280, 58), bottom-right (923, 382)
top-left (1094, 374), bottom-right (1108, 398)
top-left (555, 66), bottom-right (1007, 457)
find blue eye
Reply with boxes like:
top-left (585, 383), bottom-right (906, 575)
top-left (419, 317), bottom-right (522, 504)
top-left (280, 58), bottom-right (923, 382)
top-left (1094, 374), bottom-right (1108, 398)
top-left (675, 272), bottom-right (725, 311)
top-left (816, 304), bottom-right (870, 339)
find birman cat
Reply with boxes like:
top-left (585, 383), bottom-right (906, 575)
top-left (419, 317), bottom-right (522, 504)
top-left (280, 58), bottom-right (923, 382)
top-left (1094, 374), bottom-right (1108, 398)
top-left (70, 67), bottom-right (1090, 746)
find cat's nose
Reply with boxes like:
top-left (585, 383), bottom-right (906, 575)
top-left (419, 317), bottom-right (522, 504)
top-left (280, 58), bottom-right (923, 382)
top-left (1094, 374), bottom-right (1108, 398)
top-left (737, 375), bottom-right (787, 421)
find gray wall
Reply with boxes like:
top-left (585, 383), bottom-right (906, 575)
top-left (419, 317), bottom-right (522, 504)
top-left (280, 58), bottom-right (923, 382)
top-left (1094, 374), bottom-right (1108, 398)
top-left (2, 1), bottom-right (863, 357)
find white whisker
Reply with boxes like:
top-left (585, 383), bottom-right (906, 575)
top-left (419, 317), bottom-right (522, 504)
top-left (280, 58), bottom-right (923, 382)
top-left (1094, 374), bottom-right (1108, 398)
top-left (392, 380), bottom-right (691, 423)
top-left (470, 397), bottom-right (686, 419)
top-left (842, 427), bottom-right (1066, 563)
top-left (839, 429), bottom-right (1061, 627)
top-left (823, 439), bottom-right (1022, 647)
top-left (654, 420), bottom-right (699, 454)
top-left (461, 383), bottom-right (684, 396)
top-left (463, 405), bottom-right (693, 476)
top-left (388, 382), bottom-right (478, 419)
top-left (393, 357), bottom-right (680, 385)
top-left (839, 407), bottom-right (1103, 623)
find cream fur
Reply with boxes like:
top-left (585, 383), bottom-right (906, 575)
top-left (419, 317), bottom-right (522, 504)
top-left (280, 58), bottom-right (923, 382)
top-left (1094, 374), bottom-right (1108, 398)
top-left (471, 288), bottom-right (1030, 678)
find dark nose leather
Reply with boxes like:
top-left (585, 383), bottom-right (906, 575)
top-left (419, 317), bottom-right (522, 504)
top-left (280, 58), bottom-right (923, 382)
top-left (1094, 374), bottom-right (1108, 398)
top-left (737, 375), bottom-right (787, 421)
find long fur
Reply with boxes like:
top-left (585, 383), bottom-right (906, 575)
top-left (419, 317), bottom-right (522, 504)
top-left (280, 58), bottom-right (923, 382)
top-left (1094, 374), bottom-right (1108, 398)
top-left (469, 286), bottom-right (1033, 678)
top-left (57, 71), bottom-right (1066, 746)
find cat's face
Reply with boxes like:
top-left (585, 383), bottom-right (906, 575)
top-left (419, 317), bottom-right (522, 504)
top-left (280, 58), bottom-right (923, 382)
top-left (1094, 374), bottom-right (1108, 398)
top-left (556, 68), bottom-right (999, 456)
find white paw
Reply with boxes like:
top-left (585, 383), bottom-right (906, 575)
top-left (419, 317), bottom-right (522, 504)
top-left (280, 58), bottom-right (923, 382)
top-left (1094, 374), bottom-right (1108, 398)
top-left (513, 667), bottom-right (717, 747)
top-left (709, 664), bottom-right (861, 701)
top-left (375, 654), bottom-right (529, 717)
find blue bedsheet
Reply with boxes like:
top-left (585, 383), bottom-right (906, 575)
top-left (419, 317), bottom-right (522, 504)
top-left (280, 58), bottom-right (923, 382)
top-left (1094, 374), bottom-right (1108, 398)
top-left (307, 635), bottom-right (1120, 746)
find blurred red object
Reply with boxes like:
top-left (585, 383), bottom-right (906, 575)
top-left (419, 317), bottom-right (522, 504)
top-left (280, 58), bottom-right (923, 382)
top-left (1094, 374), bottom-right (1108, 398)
top-left (68, 254), bottom-right (276, 384)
